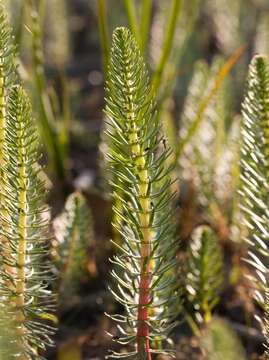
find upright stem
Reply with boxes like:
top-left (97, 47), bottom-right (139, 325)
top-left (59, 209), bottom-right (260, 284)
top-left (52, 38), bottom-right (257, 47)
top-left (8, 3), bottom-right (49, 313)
top-left (124, 0), bottom-right (140, 46)
top-left (97, 0), bottom-right (110, 75)
top-left (151, 0), bottom-right (181, 94)
top-left (125, 70), bottom-right (152, 359)
top-left (28, 0), bottom-right (66, 181)
top-left (14, 1), bottom-right (26, 53)
top-left (140, 0), bottom-right (152, 55)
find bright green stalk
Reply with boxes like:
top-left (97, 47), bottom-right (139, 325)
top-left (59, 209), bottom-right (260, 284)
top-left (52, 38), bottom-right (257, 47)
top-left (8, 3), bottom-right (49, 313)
top-left (123, 0), bottom-right (140, 45)
top-left (27, 0), bottom-right (66, 181)
top-left (140, 0), bottom-right (152, 55)
top-left (97, 0), bottom-right (110, 75)
top-left (0, 85), bottom-right (55, 358)
top-left (106, 27), bottom-right (178, 359)
top-left (241, 54), bottom-right (269, 355)
top-left (151, 0), bottom-right (181, 94)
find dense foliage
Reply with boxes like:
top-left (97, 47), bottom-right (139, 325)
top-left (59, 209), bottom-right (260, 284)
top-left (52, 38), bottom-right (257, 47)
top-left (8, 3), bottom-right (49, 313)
top-left (1, 0), bottom-right (269, 359)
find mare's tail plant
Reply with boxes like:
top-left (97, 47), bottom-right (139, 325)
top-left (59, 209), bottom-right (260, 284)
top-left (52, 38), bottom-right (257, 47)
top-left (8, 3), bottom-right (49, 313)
top-left (240, 54), bottom-right (269, 355)
top-left (54, 192), bottom-right (93, 297)
top-left (105, 27), bottom-right (178, 358)
top-left (186, 226), bottom-right (223, 326)
top-left (0, 85), bottom-right (55, 358)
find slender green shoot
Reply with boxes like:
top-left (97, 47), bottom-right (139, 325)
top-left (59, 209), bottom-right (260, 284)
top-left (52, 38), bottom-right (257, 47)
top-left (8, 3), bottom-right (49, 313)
top-left (151, 0), bottom-right (181, 94)
top-left (97, 0), bottom-right (110, 75)
top-left (123, 0), bottom-right (140, 45)
top-left (27, 0), bottom-right (66, 181)
top-left (140, 0), bottom-right (152, 55)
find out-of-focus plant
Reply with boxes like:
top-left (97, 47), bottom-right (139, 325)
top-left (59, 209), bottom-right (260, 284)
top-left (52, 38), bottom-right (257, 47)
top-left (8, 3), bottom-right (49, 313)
top-left (206, 0), bottom-right (243, 55)
top-left (150, 0), bottom-right (200, 107)
top-left (97, 0), bottom-right (110, 74)
top-left (20, 0), bottom-right (70, 182)
top-left (215, 118), bottom-right (243, 242)
top-left (1, 0), bottom-right (25, 49)
top-left (105, 27), bottom-right (179, 359)
top-left (44, 0), bottom-right (70, 70)
top-left (0, 84), bottom-right (55, 358)
top-left (240, 54), bottom-right (269, 355)
top-left (177, 50), bottom-right (245, 243)
top-left (54, 192), bottom-right (93, 297)
top-left (201, 318), bottom-right (246, 360)
top-left (0, 11), bottom-right (56, 357)
top-left (177, 46), bottom-right (244, 162)
top-left (179, 58), bottom-right (227, 206)
top-left (255, 11), bottom-right (269, 56)
top-left (186, 226), bottom-right (223, 326)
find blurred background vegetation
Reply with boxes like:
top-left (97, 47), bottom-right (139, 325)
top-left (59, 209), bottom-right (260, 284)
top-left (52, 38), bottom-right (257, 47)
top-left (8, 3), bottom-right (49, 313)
top-left (3, 0), bottom-right (269, 358)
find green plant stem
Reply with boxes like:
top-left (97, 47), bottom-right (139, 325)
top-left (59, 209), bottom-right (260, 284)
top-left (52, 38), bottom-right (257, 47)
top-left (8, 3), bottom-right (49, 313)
top-left (123, 0), bottom-right (140, 44)
top-left (28, 0), bottom-right (66, 181)
top-left (13, 0), bottom-right (26, 52)
top-left (126, 73), bottom-right (152, 359)
top-left (151, 0), bottom-right (181, 94)
top-left (185, 312), bottom-right (201, 337)
top-left (140, 0), bottom-right (152, 55)
top-left (59, 72), bottom-right (71, 161)
top-left (97, 0), bottom-right (110, 75)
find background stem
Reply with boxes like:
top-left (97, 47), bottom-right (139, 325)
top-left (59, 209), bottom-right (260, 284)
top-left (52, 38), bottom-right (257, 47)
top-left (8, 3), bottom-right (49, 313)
top-left (151, 0), bottom-right (181, 94)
